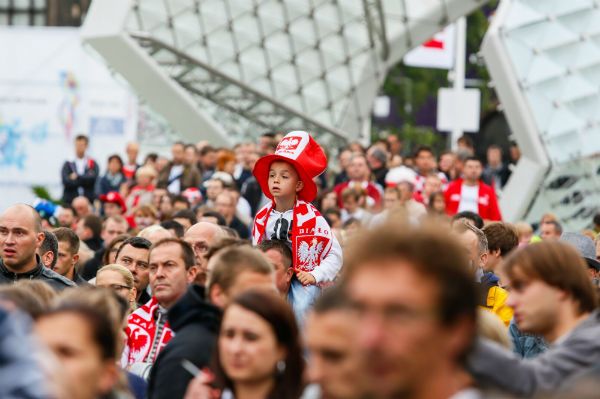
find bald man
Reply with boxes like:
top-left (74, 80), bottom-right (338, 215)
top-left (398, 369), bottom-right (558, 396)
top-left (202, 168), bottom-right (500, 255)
top-left (0, 204), bottom-right (75, 290)
top-left (184, 222), bottom-right (226, 286)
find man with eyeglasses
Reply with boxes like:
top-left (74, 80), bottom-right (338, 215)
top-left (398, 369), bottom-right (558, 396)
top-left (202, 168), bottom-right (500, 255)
top-left (343, 224), bottom-right (479, 399)
top-left (183, 222), bottom-right (226, 286)
top-left (115, 236), bottom-right (152, 306)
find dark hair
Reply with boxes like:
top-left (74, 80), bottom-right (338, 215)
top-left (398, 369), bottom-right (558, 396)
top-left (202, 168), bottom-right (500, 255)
top-left (53, 227), bottom-right (80, 254)
top-left (200, 145), bottom-right (216, 156)
top-left (160, 220), bottom-right (184, 238)
top-left (464, 156), bottom-right (482, 165)
top-left (0, 285), bottom-right (47, 319)
top-left (74, 134), bottom-right (89, 144)
top-left (144, 153), bottom-right (158, 164)
top-left (452, 211), bottom-right (484, 230)
top-left (323, 207), bottom-right (341, 218)
top-left (151, 238), bottom-right (196, 269)
top-left (115, 236), bottom-right (151, 260)
top-left (40, 230), bottom-right (58, 268)
top-left (543, 220), bottom-right (563, 235)
top-left (82, 215), bottom-right (102, 238)
top-left (503, 241), bottom-right (597, 314)
top-left (312, 285), bottom-right (351, 314)
top-left (414, 145), bottom-right (434, 158)
top-left (258, 240), bottom-right (293, 269)
top-left (102, 234), bottom-right (130, 265)
top-left (107, 154), bottom-right (124, 169)
top-left (343, 223), bottom-right (478, 328)
top-left (200, 210), bottom-right (227, 226)
top-left (205, 238), bottom-right (248, 262)
top-left (61, 204), bottom-right (76, 216)
top-left (173, 195), bottom-right (190, 207)
top-left (457, 135), bottom-right (474, 149)
top-left (482, 223), bottom-right (519, 257)
top-left (593, 213), bottom-right (600, 227)
top-left (173, 209), bottom-right (197, 226)
top-left (212, 290), bottom-right (304, 399)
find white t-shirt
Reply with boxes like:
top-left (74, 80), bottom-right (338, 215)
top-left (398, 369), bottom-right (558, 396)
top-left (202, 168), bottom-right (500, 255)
top-left (458, 184), bottom-right (479, 213)
top-left (167, 165), bottom-right (184, 194)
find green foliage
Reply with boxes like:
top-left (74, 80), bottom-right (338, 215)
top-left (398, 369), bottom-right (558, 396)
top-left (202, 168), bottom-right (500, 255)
top-left (31, 186), bottom-right (60, 204)
top-left (377, 3), bottom-right (499, 144)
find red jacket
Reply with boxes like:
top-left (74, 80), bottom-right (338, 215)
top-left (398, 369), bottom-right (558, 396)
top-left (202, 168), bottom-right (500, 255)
top-left (444, 179), bottom-right (502, 221)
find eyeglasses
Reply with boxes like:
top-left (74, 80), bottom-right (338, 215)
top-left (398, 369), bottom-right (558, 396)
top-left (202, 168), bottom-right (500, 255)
top-left (99, 284), bottom-right (132, 292)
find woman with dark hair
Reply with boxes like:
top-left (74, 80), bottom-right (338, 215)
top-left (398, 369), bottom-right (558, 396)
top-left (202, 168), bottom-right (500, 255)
top-left (96, 154), bottom-right (127, 197)
top-left (185, 289), bottom-right (304, 399)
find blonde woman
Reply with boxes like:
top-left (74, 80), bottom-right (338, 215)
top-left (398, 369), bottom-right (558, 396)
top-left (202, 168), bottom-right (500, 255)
top-left (96, 264), bottom-right (137, 312)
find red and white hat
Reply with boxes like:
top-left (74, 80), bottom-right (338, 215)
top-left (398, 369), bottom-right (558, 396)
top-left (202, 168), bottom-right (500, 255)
top-left (99, 191), bottom-right (127, 213)
top-left (253, 131), bottom-right (327, 202)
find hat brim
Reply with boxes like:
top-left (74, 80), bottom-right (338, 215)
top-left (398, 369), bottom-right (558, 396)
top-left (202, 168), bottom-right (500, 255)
top-left (253, 154), bottom-right (318, 202)
top-left (585, 257), bottom-right (600, 272)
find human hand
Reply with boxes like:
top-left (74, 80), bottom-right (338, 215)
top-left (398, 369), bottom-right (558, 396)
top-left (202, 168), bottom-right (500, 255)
top-left (296, 271), bottom-right (316, 286)
top-left (184, 369), bottom-right (220, 399)
top-left (69, 173), bottom-right (77, 180)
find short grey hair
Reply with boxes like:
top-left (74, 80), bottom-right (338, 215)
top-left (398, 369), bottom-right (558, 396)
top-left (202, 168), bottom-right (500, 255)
top-left (456, 221), bottom-right (488, 256)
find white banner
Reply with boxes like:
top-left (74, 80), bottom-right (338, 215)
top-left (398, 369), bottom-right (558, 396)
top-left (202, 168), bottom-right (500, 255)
top-left (404, 25), bottom-right (456, 70)
top-left (0, 27), bottom-right (138, 209)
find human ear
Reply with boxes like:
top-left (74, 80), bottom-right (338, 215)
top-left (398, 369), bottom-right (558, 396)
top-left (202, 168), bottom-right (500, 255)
top-left (296, 180), bottom-right (304, 193)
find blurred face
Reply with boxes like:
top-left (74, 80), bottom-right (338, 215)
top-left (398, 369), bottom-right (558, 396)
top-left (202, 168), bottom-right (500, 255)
top-left (107, 158), bottom-right (121, 174)
top-left (439, 153), bottom-right (454, 172)
top-left (58, 209), bottom-right (75, 228)
top-left (348, 261), bottom-right (457, 398)
top-left (596, 240), bottom-right (600, 261)
top-left (206, 180), bottom-right (224, 201)
top-left (72, 198), bottom-right (90, 218)
top-left (457, 230), bottom-right (486, 271)
top-left (152, 188), bottom-right (168, 208)
top-left (540, 223), bottom-right (560, 240)
top-left (101, 219), bottom-right (128, 246)
top-left (96, 269), bottom-right (137, 305)
top-left (347, 157), bottom-right (369, 181)
top-left (35, 313), bottom-right (117, 399)
top-left (135, 212), bottom-right (156, 229)
top-left (149, 242), bottom-right (196, 309)
top-left (54, 241), bottom-right (78, 278)
top-left (487, 148), bottom-right (502, 166)
top-left (184, 147), bottom-right (197, 166)
top-left (463, 160), bottom-right (482, 182)
top-left (215, 193), bottom-right (236, 220)
top-left (184, 223), bottom-right (221, 273)
top-left (136, 173), bottom-right (153, 187)
top-left (0, 207), bottom-right (44, 271)
top-left (264, 249), bottom-right (292, 295)
top-left (103, 203), bottom-right (123, 218)
top-left (202, 151), bottom-right (217, 168)
top-left (219, 304), bottom-right (284, 385)
top-left (74, 138), bottom-right (88, 158)
top-left (268, 161), bottom-right (302, 200)
top-left (432, 195), bottom-right (446, 213)
top-left (383, 190), bottom-right (400, 210)
top-left (321, 192), bottom-right (337, 211)
top-left (339, 150), bottom-right (352, 170)
top-left (126, 143), bottom-right (139, 163)
top-left (172, 144), bottom-right (185, 164)
top-left (423, 176), bottom-right (442, 195)
top-left (397, 183), bottom-right (413, 202)
top-left (116, 244), bottom-right (150, 294)
top-left (415, 151), bottom-right (435, 174)
top-left (504, 267), bottom-right (562, 341)
top-left (306, 311), bottom-right (363, 399)
top-left (387, 136), bottom-right (401, 155)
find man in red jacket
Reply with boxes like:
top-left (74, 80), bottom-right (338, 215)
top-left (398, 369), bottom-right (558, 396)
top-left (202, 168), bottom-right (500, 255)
top-left (444, 157), bottom-right (502, 221)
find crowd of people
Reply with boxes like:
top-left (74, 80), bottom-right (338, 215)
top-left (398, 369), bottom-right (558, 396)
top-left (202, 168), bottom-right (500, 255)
top-left (0, 130), bottom-right (599, 399)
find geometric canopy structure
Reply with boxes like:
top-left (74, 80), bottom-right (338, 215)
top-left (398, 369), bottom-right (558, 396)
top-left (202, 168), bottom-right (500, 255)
top-left (82, 0), bottom-right (488, 147)
top-left (483, 0), bottom-right (600, 229)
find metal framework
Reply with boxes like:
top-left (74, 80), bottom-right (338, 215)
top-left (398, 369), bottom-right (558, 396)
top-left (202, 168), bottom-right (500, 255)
top-left (82, 0), bottom-right (487, 146)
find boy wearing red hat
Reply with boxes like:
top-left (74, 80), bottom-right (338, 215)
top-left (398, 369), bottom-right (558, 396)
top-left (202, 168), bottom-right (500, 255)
top-left (252, 131), bottom-right (343, 322)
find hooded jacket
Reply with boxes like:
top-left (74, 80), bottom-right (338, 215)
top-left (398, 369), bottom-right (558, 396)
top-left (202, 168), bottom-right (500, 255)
top-left (147, 285), bottom-right (221, 399)
top-left (479, 272), bottom-right (512, 327)
top-left (0, 258), bottom-right (75, 291)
